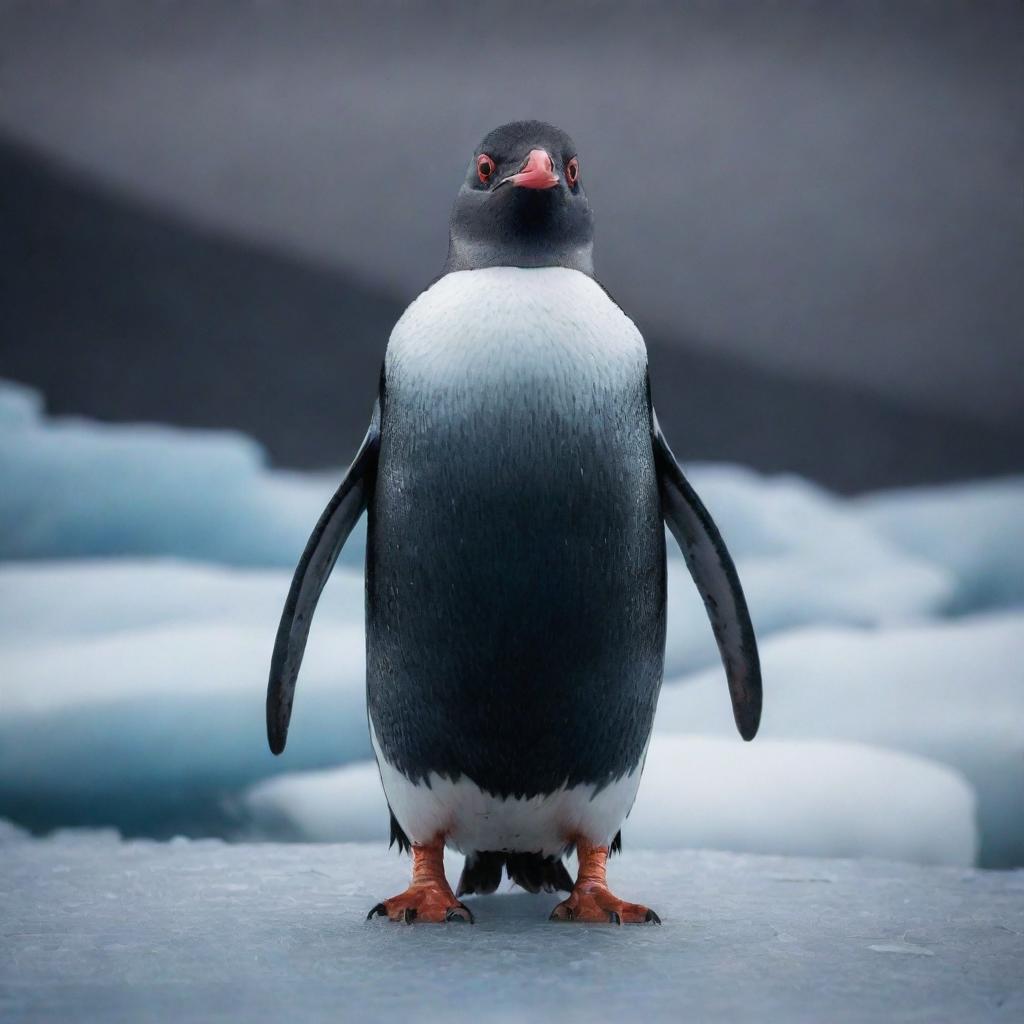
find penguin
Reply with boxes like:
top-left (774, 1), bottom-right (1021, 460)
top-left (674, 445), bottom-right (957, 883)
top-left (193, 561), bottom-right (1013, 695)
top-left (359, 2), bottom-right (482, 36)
top-left (267, 121), bottom-right (761, 925)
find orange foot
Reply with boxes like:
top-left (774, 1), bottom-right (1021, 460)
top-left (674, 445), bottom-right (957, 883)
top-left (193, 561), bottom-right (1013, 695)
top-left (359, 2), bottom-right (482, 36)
top-left (366, 839), bottom-right (473, 925)
top-left (550, 838), bottom-right (661, 925)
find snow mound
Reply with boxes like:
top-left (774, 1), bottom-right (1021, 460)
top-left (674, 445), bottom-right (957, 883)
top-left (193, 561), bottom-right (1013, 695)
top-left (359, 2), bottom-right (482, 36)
top-left (0, 379), bottom-right (42, 427)
top-left (242, 736), bottom-right (977, 867)
top-left (0, 543), bottom-right (948, 837)
top-left (658, 611), bottom-right (1024, 867)
top-left (663, 462), bottom-right (955, 678)
top-left (681, 463), bottom-right (914, 561)
top-left (0, 560), bottom-right (1016, 858)
top-left (0, 379), bottom-right (345, 567)
top-left (0, 558), bottom-right (363, 640)
top-left (2, 380), bottom-right (1021, 868)
top-left (858, 477), bottom-right (1024, 613)
top-left (2, 837), bottom-right (1022, 1024)
top-left (243, 762), bottom-right (387, 843)
top-left (0, 817), bottom-right (31, 844)
top-left (631, 736), bottom-right (976, 866)
top-left (0, 561), bottom-right (370, 836)
top-left (664, 543), bottom-right (950, 678)
top-left (0, 380), bottom-right (954, 638)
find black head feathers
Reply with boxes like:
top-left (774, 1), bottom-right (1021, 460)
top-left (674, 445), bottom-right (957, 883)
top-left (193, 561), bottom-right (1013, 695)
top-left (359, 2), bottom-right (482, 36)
top-left (445, 120), bottom-right (594, 275)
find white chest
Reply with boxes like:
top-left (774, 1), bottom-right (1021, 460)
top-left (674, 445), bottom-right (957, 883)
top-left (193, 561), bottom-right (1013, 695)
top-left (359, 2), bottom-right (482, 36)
top-left (385, 267), bottom-right (647, 397)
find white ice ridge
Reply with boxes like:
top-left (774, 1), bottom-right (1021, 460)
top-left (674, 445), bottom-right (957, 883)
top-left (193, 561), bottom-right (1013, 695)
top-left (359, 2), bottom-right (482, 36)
top-left (0, 562), bottom-right (371, 817)
top-left (0, 834), bottom-right (1021, 1024)
top-left (857, 477), bottom-right (1024, 612)
top-left (0, 378), bottom-right (347, 567)
top-left (7, 377), bottom-right (1016, 625)
top-left (2, 562), bottom-right (1023, 861)
top-left (657, 612), bottom-right (1024, 868)
top-left (244, 735), bottom-right (978, 867)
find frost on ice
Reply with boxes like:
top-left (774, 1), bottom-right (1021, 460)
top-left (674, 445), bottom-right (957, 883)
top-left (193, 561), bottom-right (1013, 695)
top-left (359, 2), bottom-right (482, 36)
top-left (1, 835), bottom-right (1022, 1024)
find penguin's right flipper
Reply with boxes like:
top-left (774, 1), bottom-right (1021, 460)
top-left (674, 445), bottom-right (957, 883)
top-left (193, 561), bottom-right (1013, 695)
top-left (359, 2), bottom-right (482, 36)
top-left (266, 401), bottom-right (381, 755)
top-left (652, 410), bottom-right (762, 740)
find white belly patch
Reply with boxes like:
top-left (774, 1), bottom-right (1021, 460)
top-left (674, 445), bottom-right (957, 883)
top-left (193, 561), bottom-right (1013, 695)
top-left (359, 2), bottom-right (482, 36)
top-left (371, 723), bottom-right (645, 856)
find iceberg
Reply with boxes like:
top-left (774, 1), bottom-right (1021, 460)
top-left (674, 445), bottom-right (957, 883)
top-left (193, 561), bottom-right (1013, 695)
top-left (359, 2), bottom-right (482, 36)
top-left (242, 735), bottom-right (978, 867)
top-left (657, 612), bottom-right (1024, 867)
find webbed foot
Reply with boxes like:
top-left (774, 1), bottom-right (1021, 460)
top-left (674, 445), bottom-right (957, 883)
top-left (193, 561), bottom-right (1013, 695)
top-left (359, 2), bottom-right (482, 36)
top-left (549, 838), bottom-right (660, 925)
top-left (366, 837), bottom-right (473, 924)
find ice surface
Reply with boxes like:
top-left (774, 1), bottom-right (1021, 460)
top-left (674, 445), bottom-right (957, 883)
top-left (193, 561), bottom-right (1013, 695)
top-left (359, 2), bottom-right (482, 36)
top-left (0, 544), bottom-right (951, 836)
top-left (243, 736), bottom-right (978, 866)
top-left (0, 558), bottom-right (364, 642)
top-left (664, 544), bottom-right (950, 678)
top-left (660, 464), bottom-right (956, 673)
top-left (858, 478), bottom-right (1024, 613)
top-left (0, 380), bottom-right (42, 426)
top-left (2, 381), bottom-right (1023, 869)
top-left (0, 817), bottom-right (31, 844)
top-left (630, 737), bottom-right (978, 866)
top-left (0, 379), bottom-right (345, 567)
top-left (1, 834), bottom-right (1021, 1024)
top-left (0, 566), bottom-right (1019, 855)
top-left (657, 612), bottom-right (1024, 867)
top-left (0, 560), bottom-right (370, 834)
top-left (243, 761), bottom-right (388, 843)
top-left (0, 380), bottom-right (955, 642)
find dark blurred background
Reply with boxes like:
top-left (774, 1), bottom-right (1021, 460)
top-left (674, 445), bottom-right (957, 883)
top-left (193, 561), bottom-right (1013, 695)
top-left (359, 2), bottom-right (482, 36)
top-left (1, 0), bottom-right (1021, 492)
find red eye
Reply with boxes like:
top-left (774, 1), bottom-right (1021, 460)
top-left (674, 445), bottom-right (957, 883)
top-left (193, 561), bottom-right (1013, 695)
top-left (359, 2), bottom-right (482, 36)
top-left (476, 154), bottom-right (495, 184)
top-left (565, 156), bottom-right (579, 187)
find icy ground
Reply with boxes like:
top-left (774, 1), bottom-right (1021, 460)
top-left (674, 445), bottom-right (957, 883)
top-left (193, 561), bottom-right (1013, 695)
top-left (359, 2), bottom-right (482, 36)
top-left (2, 378), bottom-right (1024, 1018)
top-left (1, 835), bottom-right (1022, 1024)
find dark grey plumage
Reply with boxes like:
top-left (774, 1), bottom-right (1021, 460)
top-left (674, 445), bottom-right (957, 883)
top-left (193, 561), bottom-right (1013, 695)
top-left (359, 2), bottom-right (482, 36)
top-left (266, 120), bottom-right (761, 896)
top-left (365, 307), bottom-right (665, 795)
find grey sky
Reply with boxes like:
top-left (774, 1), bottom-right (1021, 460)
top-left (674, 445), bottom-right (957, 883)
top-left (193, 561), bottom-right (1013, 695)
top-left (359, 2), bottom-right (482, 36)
top-left (1, 0), bottom-right (1021, 425)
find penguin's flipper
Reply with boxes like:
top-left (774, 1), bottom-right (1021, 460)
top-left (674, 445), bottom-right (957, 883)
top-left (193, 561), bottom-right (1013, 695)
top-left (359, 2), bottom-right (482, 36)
top-left (652, 410), bottom-right (762, 740)
top-left (266, 401), bottom-right (381, 754)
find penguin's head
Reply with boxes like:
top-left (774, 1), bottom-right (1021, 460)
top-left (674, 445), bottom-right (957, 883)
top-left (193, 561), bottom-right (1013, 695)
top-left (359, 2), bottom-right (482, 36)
top-left (445, 121), bottom-right (594, 275)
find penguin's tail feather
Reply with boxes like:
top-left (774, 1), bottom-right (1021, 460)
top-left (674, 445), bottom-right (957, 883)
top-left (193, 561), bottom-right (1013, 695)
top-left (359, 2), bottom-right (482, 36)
top-left (456, 852), bottom-right (573, 897)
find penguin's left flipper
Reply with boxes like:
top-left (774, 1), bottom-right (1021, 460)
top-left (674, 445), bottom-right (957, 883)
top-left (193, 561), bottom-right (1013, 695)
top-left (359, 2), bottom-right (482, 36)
top-left (652, 409), bottom-right (762, 740)
top-left (266, 400), bottom-right (381, 755)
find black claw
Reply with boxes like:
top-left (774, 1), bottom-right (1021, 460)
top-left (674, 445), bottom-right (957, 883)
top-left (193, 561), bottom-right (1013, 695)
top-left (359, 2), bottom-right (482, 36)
top-left (367, 903), bottom-right (387, 920)
top-left (608, 911), bottom-right (622, 925)
top-left (644, 909), bottom-right (662, 925)
top-left (446, 905), bottom-right (474, 924)
top-left (403, 907), bottom-right (417, 925)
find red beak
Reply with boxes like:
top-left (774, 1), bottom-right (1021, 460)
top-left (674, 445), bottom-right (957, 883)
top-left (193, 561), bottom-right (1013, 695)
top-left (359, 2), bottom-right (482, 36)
top-left (502, 148), bottom-right (559, 190)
